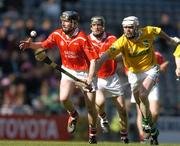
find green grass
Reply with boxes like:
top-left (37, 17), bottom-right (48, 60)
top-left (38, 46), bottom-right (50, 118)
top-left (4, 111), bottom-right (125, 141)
top-left (0, 141), bottom-right (179, 146)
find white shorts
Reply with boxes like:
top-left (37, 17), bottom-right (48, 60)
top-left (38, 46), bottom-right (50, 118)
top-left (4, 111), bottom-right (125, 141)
top-left (61, 65), bottom-right (97, 91)
top-left (97, 73), bottom-right (125, 97)
top-left (130, 83), bottom-right (159, 103)
top-left (127, 65), bottom-right (160, 92)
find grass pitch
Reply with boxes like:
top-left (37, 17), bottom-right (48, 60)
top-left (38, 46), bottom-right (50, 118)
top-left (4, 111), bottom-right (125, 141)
top-left (0, 141), bottom-right (179, 146)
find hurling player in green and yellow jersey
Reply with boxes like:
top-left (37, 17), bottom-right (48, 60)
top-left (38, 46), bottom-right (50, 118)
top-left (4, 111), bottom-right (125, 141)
top-left (174, 44), bottom-right (180, 77)
top-left (96, 16), bottom-right (180, 145)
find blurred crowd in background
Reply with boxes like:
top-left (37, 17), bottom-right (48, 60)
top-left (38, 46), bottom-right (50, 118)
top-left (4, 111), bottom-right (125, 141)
top-left (0, 0), bottom-right (180, 131)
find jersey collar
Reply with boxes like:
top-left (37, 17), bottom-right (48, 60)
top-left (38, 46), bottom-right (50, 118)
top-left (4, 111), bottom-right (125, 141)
top-left (90, 32), bottom-right (107, 43)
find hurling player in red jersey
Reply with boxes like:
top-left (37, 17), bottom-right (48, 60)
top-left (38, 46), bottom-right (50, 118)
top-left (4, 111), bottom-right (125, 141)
top-left (88, 16), bottom-right (129, 143)
top-left (19, 11), bottom-right (98, 144)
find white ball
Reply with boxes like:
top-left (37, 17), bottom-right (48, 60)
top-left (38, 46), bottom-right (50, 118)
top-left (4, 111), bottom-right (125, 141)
top-left (30, 30), bottom-right (37, 37)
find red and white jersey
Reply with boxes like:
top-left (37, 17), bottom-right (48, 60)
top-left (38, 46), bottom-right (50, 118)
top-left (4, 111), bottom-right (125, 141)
top-left (88, 32), bottom-right (117, 78)
top-left (41, 28), bottom-right (98, 71)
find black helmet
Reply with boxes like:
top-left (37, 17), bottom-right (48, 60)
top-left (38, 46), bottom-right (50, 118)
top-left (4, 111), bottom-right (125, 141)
top-left (60, 11), bottom-right (80, 22)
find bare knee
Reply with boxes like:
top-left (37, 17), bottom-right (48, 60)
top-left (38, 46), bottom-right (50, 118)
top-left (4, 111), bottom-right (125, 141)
top-left (152, 111), bottom-right (158, 117)
top-left (150, 108), bottom-right (159, 118)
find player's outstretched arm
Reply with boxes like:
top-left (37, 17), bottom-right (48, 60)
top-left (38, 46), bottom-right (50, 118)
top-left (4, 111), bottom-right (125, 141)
top-left (159, 31), bottom-right (180, 46)
top-left (19, 30), bottom-right (43, 50)
top-left (19, 40), bottom-right (42, 50)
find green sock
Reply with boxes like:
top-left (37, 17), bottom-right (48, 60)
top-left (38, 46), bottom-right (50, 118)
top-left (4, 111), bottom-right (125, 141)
top-left (142, 115), bottom-right (159, 135)
top-left (150, 123), bottom-right (158, 135)
top-left (142, 115), bottom-right (152, 126)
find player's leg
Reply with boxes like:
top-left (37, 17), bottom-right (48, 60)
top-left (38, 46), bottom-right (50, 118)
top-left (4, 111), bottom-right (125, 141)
top-left (131, 92), bottom-right (147, 142)
top-left (139, 76), bottom-right (153, 129)
top-left (135, 104), bottom-right (145, 142)
top-left (72, 70), bottom-right (98, 143)
top-left (60, 79), bottom-right (78, 133)
top-left (84, 91), bottom-right (97, 144)
top-left (148, 86), bottom-right (159, 145)
top-left (127, 70), bottom-right (151, 130)
top-left (139, 77), bottom-right (155, 127)
top-left (60, 79), bottom-right (76, 112)
top-left (96, 89), bottom-right (105, 116)
top-left (139, 68), bottom-right (160, 145)
top-left (96, 89), bottom-right (110, 133)
top-left (107, 73), bottom-right (129, 143)
top-left (131, 93), bottom-right (144, 141)
top-left (112, 95), bottom-right (129, 143)
top-left (135, 78), bottom-right (156, 144)
top-left (149, 100), bottom-right (159, 145)
top-left (149, 100), bottom-right (159, 122)
top-left (132, 81), bottom-right (159, 144)
top-left (128, 67), bottom-right (159, 145)
top-left (149, 85), bottom-right (159, 123)
top-left (136, 84), bottom-right (159, 144)
top-left (96, 77), bottom-right (110, 133)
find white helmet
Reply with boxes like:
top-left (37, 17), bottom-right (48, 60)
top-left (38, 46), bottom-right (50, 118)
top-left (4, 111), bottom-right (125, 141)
top-left (122, 16), bottom-right (139, 27)
top-left (122, 16), bottom-right (140, 39)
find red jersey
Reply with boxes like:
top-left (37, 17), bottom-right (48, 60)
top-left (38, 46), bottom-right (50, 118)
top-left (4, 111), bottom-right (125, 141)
top-left (41, 28), bottom-right (98, 71)
top-left (88, 32), bottom-right (117, 78)
top-left (155, 51), bottom-right (165, 65)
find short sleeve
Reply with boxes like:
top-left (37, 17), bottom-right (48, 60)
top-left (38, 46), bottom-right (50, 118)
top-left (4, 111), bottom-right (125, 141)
top-left (41, 32), bottom-right (56, 48)
top-left (107, 37), bottom-right (124, 59)
top-left (147, 26), bottom-right (161, 35)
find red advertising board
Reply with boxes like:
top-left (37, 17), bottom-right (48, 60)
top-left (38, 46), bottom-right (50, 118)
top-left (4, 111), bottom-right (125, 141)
top-left (0, 114), bottom-right (71, 140)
